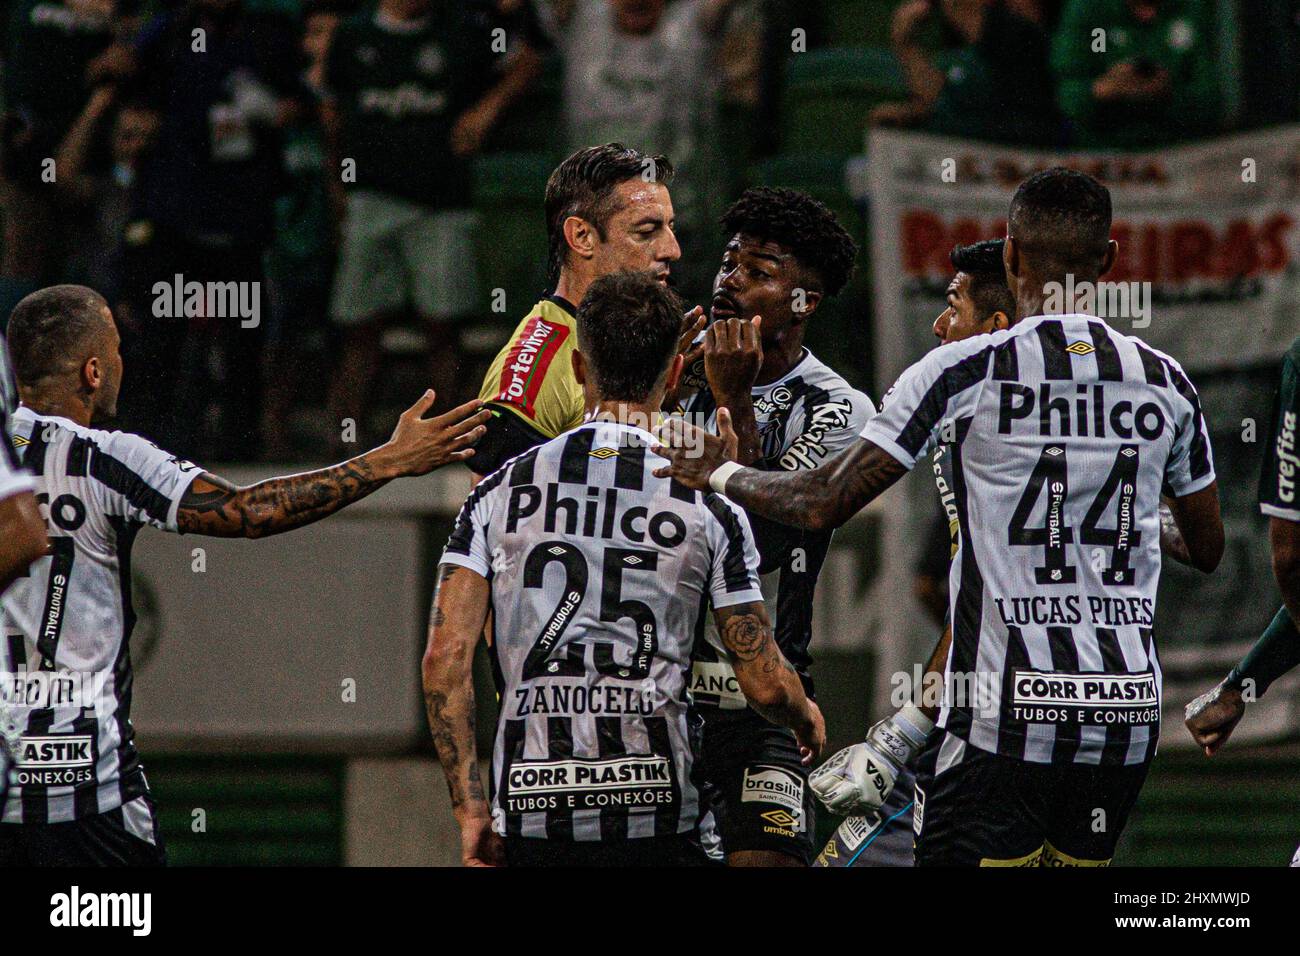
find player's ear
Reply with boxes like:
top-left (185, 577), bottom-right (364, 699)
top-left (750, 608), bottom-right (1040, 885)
top-left (794, 287), bottom-right (822, 321)
top-left (571, 348), bottom-right (586, 386)
top-left (564, 215), bottom-right (596, 262)
top-left (1003, 236), bottom-right (1020, 279)
top-left (1099, 239), bottom-right (1118, 278)
top-left (82, 354), bottom-right (101, 392)
top-left (989, 310), bottom-right (1009, 332)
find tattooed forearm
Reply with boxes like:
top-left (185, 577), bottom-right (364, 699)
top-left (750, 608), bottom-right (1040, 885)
top-left (176, 458), bottom-right (390, 538)
top-left (424, 688), bottom-right (485, 808)
top-left (422, 564), bottom-right (491, 817)
top-left (720, 612), bottom-right (768, 662)
top-left (713, 601), bottom-right (808, 737)
top-left (726, 440), bottom-right (908, 532)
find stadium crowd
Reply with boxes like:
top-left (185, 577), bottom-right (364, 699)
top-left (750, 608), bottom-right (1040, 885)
top-left (0, 0), bottom-right (1294, 463)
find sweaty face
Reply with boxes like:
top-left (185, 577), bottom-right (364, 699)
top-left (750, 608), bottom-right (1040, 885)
top-left (588, 180), bottom-right (680, 285)
top-left (933, 272), bottom-right (1001, 345)
top-left (711, 233), bottom-right (807, 339)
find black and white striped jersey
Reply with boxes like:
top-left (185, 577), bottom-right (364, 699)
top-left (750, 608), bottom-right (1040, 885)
top-left (0, 348), bottom-right (33, 506)
top-left (676, 349), bottom-right (875, 714)
top-left (862, 314), bottom-right (1215, 767)
top-left (1, 407), bottom-right (198, 823)
top-left (441, 419), bottom-right (763, 842)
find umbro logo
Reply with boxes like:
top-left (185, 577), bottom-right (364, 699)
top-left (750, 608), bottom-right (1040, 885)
top-left (1065, 341), bottom-right (1095, 356)
top-left (760, 809), bottom-right (798, 827)
top-left (588, 447), bottom-right (618, 460)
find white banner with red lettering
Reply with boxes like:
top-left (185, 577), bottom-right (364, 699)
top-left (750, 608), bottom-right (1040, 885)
top-left (857, 128), bottom-right (1300, 745)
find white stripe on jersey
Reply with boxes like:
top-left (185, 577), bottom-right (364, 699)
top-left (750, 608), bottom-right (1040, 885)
top-left (0, 346), bottom-right (33, 503)
top-left (863, 314), bottom-right (1215, 767)
top-left (441, 419), bottom-right (763, 842)
top-left (1, 407), bottom-right (197, 823)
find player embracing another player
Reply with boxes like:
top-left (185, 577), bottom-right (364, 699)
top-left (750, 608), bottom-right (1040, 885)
top-left (656, 168), bottom-right (1225, 866)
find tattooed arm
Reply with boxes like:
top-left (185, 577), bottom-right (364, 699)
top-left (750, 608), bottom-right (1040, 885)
top-left (176, 391), bottom-right (489, 538)
top-left (421, 563), bottom-right (502, 866)
top-left (655, 415), bottom-right (907, 532)
top-left (712, 600), bottom-right (825, 761)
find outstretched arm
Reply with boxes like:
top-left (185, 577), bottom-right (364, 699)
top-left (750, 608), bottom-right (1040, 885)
top-left (421, 563), bottom-right (502, 866)
top-left (654, 414), bottom-right (906, 531)
top-left (177, 392), bottom-right (488, 538)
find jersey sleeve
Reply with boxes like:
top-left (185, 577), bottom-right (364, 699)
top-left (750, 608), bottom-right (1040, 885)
top-left (778, 387), bottom-right (876, 471)
top-left (477, 313), bottom-right (584, 446)
top-left (860, 342), bottom-right (990, 469)
top-left (440, 475), bottom-right (500, 578)
top-left (1259, 343), bottom-right (1300, 522)
top-left (1161, 358), bottom-right (1217, 498)
top-left (0, 417), bottom-right (33, 503)
top-left (92, 432), bottom-right (200, 532)
top-left (702, 492), bottom-right (764, 609)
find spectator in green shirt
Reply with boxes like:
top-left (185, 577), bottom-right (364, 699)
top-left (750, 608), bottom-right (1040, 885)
top-left (1051, 0), bottom-right (1223, 148)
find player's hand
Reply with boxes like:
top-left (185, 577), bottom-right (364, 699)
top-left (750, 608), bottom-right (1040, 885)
top-left (1184, 682), bottom-right (1246, 757)
top-left (663, 307), bottom-right (708, 410)
top-left (797, 700), bottom-right (827, 765)
top-left (651, 415), bottom-right (732, 490)
top-left (458, 812), bottom-right (505, 867)
top-left (704, 316), bottom-right (763, 402)
top-left (678, 306), bottom-right (707, 363)
top-left (373, 391), bottom-right (490, 478)
top-left (810, 708), bottom-right (929, 815)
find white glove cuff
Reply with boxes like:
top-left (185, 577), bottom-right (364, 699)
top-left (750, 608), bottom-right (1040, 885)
top-left (708, 460), bottom-right (746, 496)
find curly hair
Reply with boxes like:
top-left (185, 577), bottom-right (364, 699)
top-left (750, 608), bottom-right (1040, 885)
top-left (720, 187), bottom-right (858, 296)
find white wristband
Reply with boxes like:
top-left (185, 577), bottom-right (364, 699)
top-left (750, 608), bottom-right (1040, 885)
top-left (708, 461), bottom-right (746, 496)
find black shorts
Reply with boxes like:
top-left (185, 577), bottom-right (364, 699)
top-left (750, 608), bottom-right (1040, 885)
top-left (696, 715), bottom-right (816, 865)
top-left (913, 731), bottom-right (1149, 866)
top-left (0, 795), bottom-right (166, 867)
top-left (504, 833), bottom-right (708, 867)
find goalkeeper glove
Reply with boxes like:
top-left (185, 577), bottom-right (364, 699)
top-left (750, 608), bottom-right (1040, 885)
top-left (810, 703), bottom-right (933, 816)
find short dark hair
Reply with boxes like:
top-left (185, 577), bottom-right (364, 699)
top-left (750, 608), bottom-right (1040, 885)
top-left (950, 239), bottom-right (1014, 320)
top-left (576, 271), bottom-right (682, 404)
top-left (7, 285), bottom-right (109, 386)
top-left (1008, 167), bottom-right (1112, 277)
top-left (545, 144), bottom-right (674, 288)
top-left (720, 187), bottom-right (857, 296)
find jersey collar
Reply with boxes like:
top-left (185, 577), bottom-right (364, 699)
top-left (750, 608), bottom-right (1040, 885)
top-left (545, 294), bottom-right (578, 317)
